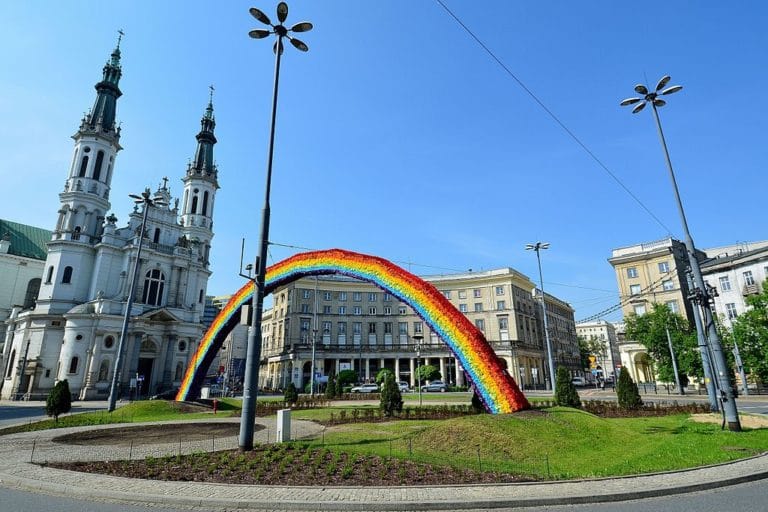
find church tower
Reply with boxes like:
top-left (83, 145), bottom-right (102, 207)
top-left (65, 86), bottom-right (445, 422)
top-left (37, 37), bottom-right (124, 314)
top-left (180, 89), bottom-right (219, 267)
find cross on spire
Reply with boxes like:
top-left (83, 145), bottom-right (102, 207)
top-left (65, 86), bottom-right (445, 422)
top-left (209, 84), bottom-right (215, 103)
top-left (162, 176), bottom-right (169, 189)
top-left (117, 29), bottom-right (124, 49)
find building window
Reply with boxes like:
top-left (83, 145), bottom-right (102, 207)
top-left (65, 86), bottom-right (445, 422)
top-left (719, 275), bottom-right (732, 292)
top-left (665, 300), bottom-right (679, 313)
top-left (368, 292), bottom-right (377, 302)
top-left (353, 292), bottom-right (362, 301)
top-left (459, 304), bottom-right (468, 313)
top-left (473, 289), bottom-right (482, 298)
top-left (630, 284), bottom-right (641, 295)
top-left (627, 267), bottom-right (638, 278)
top-left (322, 321), bottom-right (332, 334)
top-left (413, 322), bottom-right (423, 333)
top-left (191, 195), bottom-right (198, 214)
top-left (744, 271), bottom-right (755, 286)
top-left (499, 317), bottom-right (509, 330)
top-left (383, 293), bottom-right (392, 302)
top-left (474, 303), bottom-right (483, 312)
top-left (398, 322), bottom-right (407, 334)
top-left (496, 300), bottom-right (506, 310)
top-left (338, 306), bottom-right (346, 315)
top-left (658, 261), bottom-right (670, 273)
top-left (153, 228), bottom-right (161, 244)
top-left (323, 291), bottom-right (332, 301)
top-left (398, 306), bottom-right (407, 315)
top-left (72, 226), bottom-right (81, 240)
top-left (199, 289), bottom-right (204, 303)
top-left (633, 304), bottom-right (646, 316)
top-left (98, 360), bottom-right (110, 381)
top-left (62, 266), bottom-right (73, 284)
top-left (78, 155), bottom-right (89, 177)
top-left (474, 319), bottom-right (485, 331)
top-left (368, 322), bottom-right (376, 334)
top-left (338, 322), bottom-right (347, 334)
top-left (725, 303), bottom-right (738, 320)
top-left (300, 319), bottom-right (310, 332)
top-left (23, 278), bottom-right (41, 308)
top-left (68, 356), bottom-right (79, 374)
top-left (442, 290), bottom-right (451, 299)
top-left (368, 307), bottom-right (376, 315)
top-left (495, 286), bottom-right (504, 295)
top-left (302, 289), bottom-right (311, 299)
top-left (458, 290), bottom-right (467, 299)
top-left (323, 305), bottom-right (332, 314)
top-left (384, 322), bottom-right (392, 334)
top-left (45, 266), bottom-right (54, 284)
top-left (174, 362), bottom-right (184, 381)
top-left (141, 269), bottom-right (165, 306)
top-left (353, 306), bottom-right (362, 315)
top-left (353, 322), bottom-right (362, 334)
top-left (300, 304), bottom-right (310, 313)
top-left (93, 150), bottom-right (105, 181)
top-left (104, 336), bottom-right (115, 349)
top-left (178, 340), bottom-right (186, 352)
top-left (6, 350), bottom-right (15, 378)
top-left (662, 280), bottom-right (674, 291)
top-left (384, 306), bottom-right (392, 315)
top-left (202, 191), bottom-right (209, 216)
top-left (339, 291), bottom-right (347, 301)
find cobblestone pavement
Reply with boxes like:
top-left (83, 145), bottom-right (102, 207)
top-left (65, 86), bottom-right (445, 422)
top-left (1, 417), bottom-right (768, 511)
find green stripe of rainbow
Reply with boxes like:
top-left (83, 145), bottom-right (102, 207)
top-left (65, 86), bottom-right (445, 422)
top-left (177, 249), bottom-right (528, 413)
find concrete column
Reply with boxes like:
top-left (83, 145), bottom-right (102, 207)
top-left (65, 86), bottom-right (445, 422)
top-left (394, 358), bottom-right (400, 381)
top-left (409, 358), bottom-right (415, 387)
top-left (335, 358), bottom-right (340, 375)
top-left (365, 358), bottom-right (370, 381)
top-left (439, 358), bottom-right (446, 381)
top-left (456, 363), bottom-right (464, 387)
top-left (380, 357), bottom-right (385, 373)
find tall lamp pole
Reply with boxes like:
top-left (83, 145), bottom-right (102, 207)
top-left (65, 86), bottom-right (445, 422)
top-left (240, 3), bottom-right (312, 451)
top-left (413, 334), bottom-right (423, 406)
top-left (621, 76), bottom-right (741, 431)
top-left (108, 188), bottom-right (167, 412)
top-left (526, 242), bottom-right (556, 392)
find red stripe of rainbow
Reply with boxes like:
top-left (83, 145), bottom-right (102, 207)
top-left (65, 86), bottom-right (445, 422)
top-left (177, 249), bottom-right (528, 413)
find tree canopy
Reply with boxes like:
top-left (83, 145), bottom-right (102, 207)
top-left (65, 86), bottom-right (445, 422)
top-left (624, 303), bottom-right (701, 385)
top-left (415, 364), bottom-right (441, 383)
top-left (730, 285), bottom-right (768, 383)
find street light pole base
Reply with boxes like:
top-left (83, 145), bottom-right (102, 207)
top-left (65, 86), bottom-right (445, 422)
top-left (728, 421), bottom-right (742, 432)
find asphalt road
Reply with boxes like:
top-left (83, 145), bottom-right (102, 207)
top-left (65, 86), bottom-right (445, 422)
top-left (0, 400), bottom-right (109, 429)
top-left (2, 479), bottom-right (767, 512)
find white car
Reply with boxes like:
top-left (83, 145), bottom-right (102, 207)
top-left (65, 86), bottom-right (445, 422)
top-left (397, 381), bottom-right (410, 393)
top-left (571, 377), bottom-right (586, 386)
top-left (350, 383), bottom-right (379, 393)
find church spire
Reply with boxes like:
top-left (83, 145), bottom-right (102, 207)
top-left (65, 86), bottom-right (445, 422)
top-left (81, 30), bottom-right (123, 136)
top-left (188, 85), bottom-right (218, 181)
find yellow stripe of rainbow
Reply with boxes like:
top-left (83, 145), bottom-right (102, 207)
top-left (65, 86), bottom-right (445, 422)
top-left (177, 249), bottom-right (528, 413)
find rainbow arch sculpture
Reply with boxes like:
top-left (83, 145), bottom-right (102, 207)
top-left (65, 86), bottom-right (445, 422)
top-left (177, 249), bottom-right (529, 414)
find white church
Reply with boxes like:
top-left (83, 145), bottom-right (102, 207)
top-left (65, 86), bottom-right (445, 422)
top-left (1, 39), bottom-right (219, 400)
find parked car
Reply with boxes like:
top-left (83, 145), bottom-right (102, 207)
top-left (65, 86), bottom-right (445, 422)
top-left (398, 381), bottom-right (410, 393)
top-left (350, 383), bottom-right (379, 393)
top-left (421, 380), bottom-right (448, 392)
top-left (571, 377), bottom-right (586, 386)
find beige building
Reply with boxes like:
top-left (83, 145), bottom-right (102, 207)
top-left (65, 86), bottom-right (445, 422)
top-left (252, 267), bottom-right (578, 391)
top-left (575, 320), bottom-right (621, 381)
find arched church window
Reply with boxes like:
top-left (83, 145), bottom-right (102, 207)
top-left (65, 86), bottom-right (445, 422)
top-left (174, 362), bottom-right (184, 381)
top-left (93, 150), bottom-right (105, 181)
top-left (202, 191), bottom-right (209, 216)
top-left (141, 269), bottom-right (165, 306)
top-left (23, 278), bottom-right (41, 308)
top-left (191, 195), bottom-right (198, 214)
top-left (62, 266), bottom-right (73, 284)
top-left (5, 350), bottom-right (15, 378)
top-left (78, 155), bottom-right (89, 177)
top-left (45, 266), bottom-right (54, 284)
top-left (68, 356), bottom-right (79, 374)
top-left (199, 289), bottom-right (204, 303)
top-left (72, 226), bottom-right (81, 240)
top-left (153, 228), bottom-right (161, 244)
top-left (98, 360), bottom-right (110, 381)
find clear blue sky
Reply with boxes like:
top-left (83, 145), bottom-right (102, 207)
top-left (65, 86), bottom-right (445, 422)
top-left (1, 1), bottom-right (766, 323)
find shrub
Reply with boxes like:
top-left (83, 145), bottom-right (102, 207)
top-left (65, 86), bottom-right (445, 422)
top-left (554, 367), bottom-right (581, 408)
top-left (46, 379), bottom-right (72, 422)
top-left (379, 373), bottom-right (403, 417)
top-left (325, 374), bottom-right (337, 399)
top-left (337, 369), bottom-right (358, 388)
top-left (471, 391), bottom-right (487, 413)
top-left (283, 382), bottom-right (298, 404)
top-left (616, 368), bottom-right (643, 410)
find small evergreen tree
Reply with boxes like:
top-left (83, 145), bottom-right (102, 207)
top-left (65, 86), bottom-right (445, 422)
top-left (375, 368), bottom-right (394, 385)
top-left (283, 382), bottom-right (298, 404)
top-left (554, 367), bottom-right (581, 408)
top-left (46, 379), bottom-right (72, 423)
top-left (325, 374), bottom-right (337, 399)
top-left (616, 367), bottom-right (643, 409)
top-left (379, 373), bottom-right (403, 417)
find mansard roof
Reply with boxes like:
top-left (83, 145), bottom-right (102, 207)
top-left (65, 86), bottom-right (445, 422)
top-left (0, 218), bottom-right (52, 260)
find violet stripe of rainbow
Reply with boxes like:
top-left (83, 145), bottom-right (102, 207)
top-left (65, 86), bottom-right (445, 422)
top-left (177, 249), bottom-right (528, 413)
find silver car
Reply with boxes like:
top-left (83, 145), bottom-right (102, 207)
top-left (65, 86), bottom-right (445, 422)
top-left (350, 383), bottom-right (379, 393)
top-left (420, 380), bottom-right (447, 392)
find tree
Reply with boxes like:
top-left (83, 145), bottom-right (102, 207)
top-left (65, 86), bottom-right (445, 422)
top-left (283, 382), bottom-right (298, 404)
top-left (415, 364), bottom-right (441, 383)
top-left (325, 374), bottom-right (337, 399)
top-left (624, 303), bottom-right (701, 385)
top-left (46, 379), bottom-right (72, 423)
top-left (375, 368), bottom-right (394, 385)
top-left (730, 284), bottom-right (768, 384)
top-left (616, 368), bottom-right (643, 409)
top-left (554, 367), bottom-right (581, 408)
top-left (379, 373), bottom-right (403, 417)
top-left (337, 369), bottom-right (358, 388)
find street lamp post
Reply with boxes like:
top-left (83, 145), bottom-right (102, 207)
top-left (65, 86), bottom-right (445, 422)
top-left (240, 3), bottom-right (312, 451)
top-left (525, 242), bottom-right (556, 392)
top-left (621, 76), bottom-right (741, 431)
top-left (665, 326), bottom-right (684, 395)
top-left (107, 188), bottom-right (167, 412)
top-left (413, 334), bottom-right (423, 406)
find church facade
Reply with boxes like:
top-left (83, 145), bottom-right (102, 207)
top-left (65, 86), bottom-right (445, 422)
top-left (1, 40), bottom-right (219, 400)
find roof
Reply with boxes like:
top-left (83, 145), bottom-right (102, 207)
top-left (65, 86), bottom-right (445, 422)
top-left (0, 218), bottom-right (51, 260)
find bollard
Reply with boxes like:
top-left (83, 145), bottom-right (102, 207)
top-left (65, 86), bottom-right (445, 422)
top-left (213, 398), bottom-right (218, 415)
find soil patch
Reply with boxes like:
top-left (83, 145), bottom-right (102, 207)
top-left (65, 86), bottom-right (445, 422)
top-left (690, 413), bottom-right (768, 429)
top-left (52, 422), bottom-right (251, 446)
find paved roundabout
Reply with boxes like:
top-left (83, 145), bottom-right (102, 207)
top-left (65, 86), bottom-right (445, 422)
top-left (1, 417), bottom-right (768, 511)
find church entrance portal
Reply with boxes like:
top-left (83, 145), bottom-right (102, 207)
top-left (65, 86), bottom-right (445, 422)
top-left (137, 357), bottom-right (154, 398)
